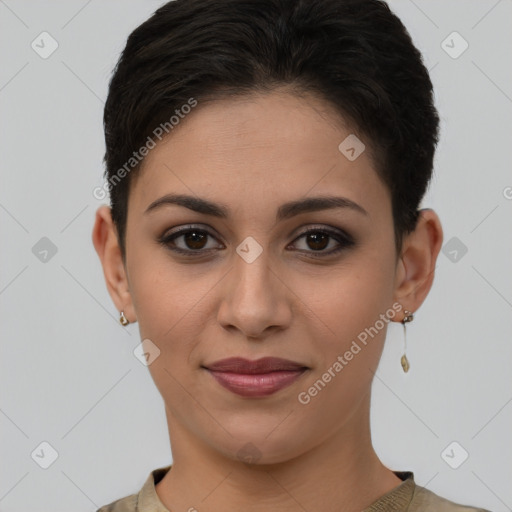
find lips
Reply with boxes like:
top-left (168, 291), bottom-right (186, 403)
top-left (203, 357), bottom-right (308, 397)
top-left (204, 357), bottom-right (307, 374)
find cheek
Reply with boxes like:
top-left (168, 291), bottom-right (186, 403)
top-left (294, 271), bottom-right (395, 427)
top-left (132, 278), bottom-right (210, 356)
top-left (126, 244), bottom-right (197, 358)
top-left (301, 246), bottom-right (396, 347)
top-left (294, 247), bottom-right (397, 408)
top-left (128, 260), bottom-right (210, 407)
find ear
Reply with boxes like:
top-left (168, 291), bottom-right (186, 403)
top-left (393, 209), bottom-right (443, 318)
top-left (92, 205), bottom-right (136, 323)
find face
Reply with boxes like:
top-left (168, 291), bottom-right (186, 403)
top-left (115, 90), bottom-right (405, 463)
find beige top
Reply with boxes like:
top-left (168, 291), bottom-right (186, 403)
top-left (96, 465), bottom-right (491, 512)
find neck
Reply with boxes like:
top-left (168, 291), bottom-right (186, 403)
top-left (156, 392), bottom-right (402, 512)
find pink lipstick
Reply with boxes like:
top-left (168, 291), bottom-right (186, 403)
top-left (203, 357), bottom-right (308, 397)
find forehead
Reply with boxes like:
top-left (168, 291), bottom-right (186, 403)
top-left (129, 90), bottom-right (389, 220)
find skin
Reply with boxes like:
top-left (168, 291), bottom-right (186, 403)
top-left (92, 89), bottom-right (443, 512)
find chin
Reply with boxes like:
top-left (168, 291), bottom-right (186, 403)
top-left (210, 432), bottom-right (306, 467)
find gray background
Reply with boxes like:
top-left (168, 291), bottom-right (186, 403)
top-left (1, 1), bottom-right (511, 511)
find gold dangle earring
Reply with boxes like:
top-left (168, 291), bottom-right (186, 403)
top-left (400, 310), bottom-right (414, 373)
top-left (119, 311), bottom-right (129, 326)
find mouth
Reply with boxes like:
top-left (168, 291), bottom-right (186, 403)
top-left (202, 357), bottom-right (309, 398)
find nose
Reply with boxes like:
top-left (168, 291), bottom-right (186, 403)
top-left (216, 246), bottom-right (293, 340)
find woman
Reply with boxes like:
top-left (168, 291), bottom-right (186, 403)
top-left (92, 0), bottom-right (491, 510)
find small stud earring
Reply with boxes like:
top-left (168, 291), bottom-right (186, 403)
top-left (401, 310), bottom-right (414, 373)
top-left (120, 311), bottom-right (129, 326)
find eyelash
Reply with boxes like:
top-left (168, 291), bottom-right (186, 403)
top-left (158, 224), bottom-right (355, 258)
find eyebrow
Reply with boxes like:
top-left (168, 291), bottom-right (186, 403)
top-left (144, 193), bottom-right (368, 221)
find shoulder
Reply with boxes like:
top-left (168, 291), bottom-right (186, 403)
top-left (411, 483), bottom-right (492, 512)
top-left (95, 465), bottom-right (172, 512)
top-left (95, 492), bottom-right (138, 512)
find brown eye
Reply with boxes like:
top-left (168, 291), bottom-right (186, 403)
top-left (290, 227), bottom-right (355, 257)
top-left (304, 232), bottom-right (330, 251)
top-left (181, 230), bottom-right (208, 250)
top-left (159, 226), bottom-right (223, 255)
